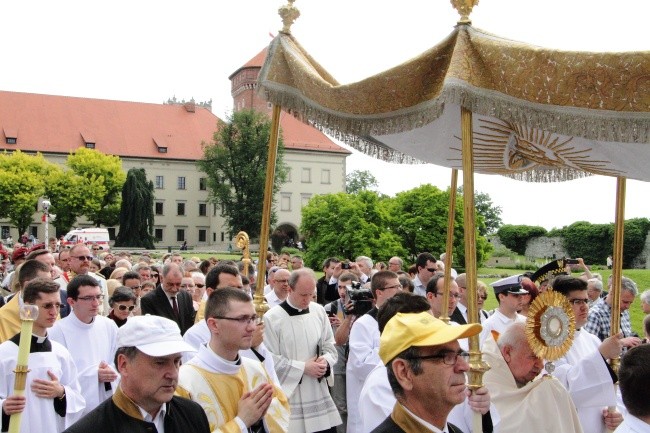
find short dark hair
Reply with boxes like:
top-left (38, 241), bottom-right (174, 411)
top-left (205, 263), bottom-right (240, 290)
top-left (398, 275), bottom-right (414, 293)
top-left (415, 252), bottom-right (436, 271)
top-left (199, 260), bottom-right (212, 275)
top-left (205, 287), bottom-right (252, 320)
top-left (121, 271), bottom-right (141, 284)
top-left (109, 286), bottom-right (137, 306)
top-left (551, 275), bottom-right (587, 296)
top-left (338, 272), bottom-right (358, 284)
top-left (25, 249), bottom-right (51, 261)
top-left (619, 345), bottom-right (650, 417)
top-left (23, 277), bottom-right (60, 304)
top-left (425, 272), bottom-right (445, 295)
top-left (18, 260), bottom-right (51, 288)
top-left (377, 292), bottom-right (430, 333)
top-left (114, 346), bottom-right (139, 369)
top-left (371, 270), bottom-right (399, 299)
top-left (322, 257), bottom-right (340, 269)
top-left (67, 275), bottom-right (100, 299)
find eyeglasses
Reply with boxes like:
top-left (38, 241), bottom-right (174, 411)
top-left (71, 255), bottom-right (94, 261)
top-left (275, 279), bottom-right (289, 284)
top-left (478, 295), bottom-right (488, 300)
top-left (116, 304), bottom-right (136, 312)
top-left (406, 350), bottom-right (470, 366)
top-left (214, 315), bottom-right (261, 325)
top-left (381, 284), bottom-right (402, 291)
top-left (433, 292), bottom-right (462, 300)
top-left (426, 267), bottom-right (437, 273)
top-left (152, 274), bottom-right (159, 278)
top-left (40, 302), bottom-right (62, 310)
top-left (180, 284), bottom-right (196, 289)
top-left (77, 295), bottom-right (105, 302)
top-left (195, 284), bottom-right (205, 289)
top-left (568, 298), bottom-right (589, 306)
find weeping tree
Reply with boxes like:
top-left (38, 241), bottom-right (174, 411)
top-left (114, 168), bottom-right (155, 249)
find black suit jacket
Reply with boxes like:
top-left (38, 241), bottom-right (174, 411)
top-left (450, 307), bottom-right (467, 325)
top-left (140, 287), bottom-right (195, 335)
top-left (316, 276), bottom-right (338, 305)
top-left (371, 416), bottom-right (463, 433)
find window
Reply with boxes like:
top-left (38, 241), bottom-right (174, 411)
top-left (321, 169), bottom-right (331, 184)
top-left (1, 226), bottom-right (9, 239)
top-left (213, 203), bottom-right (218, 216)
top-left (177, 177), bottom-right (186, 190)
top-left (198, 203), bottom-right (207, 216)
top-left (199, 177), bottom-right (207, 191)
top-left (155, 176), bottom-right (164, 189)
top-left (30, 226), bottom-right (38, 238)
top-left (176, 229), bottom-right (185, 242)
top-left (281, 193), bottom-right (291, 212)
top-left (213, 232), bottom-right (217, 242)
top-left (177, 202), bottom-right (186, 216)
top-left (198, 229), bottom-right (207, 242)
top-left (155, 202), bottom-right (164, 215)
top-left (84, 142), bottom-right (95, 149)
top-left (301, 168), bottom-right (311, 183)
top-left (5, 138), bottom-right (16, 144)
top-left (154, 228), bottom-right (163, 242)
top-left (301, 193), bottom-right (312, 207)
top-left (221, 232), bottom-right (225, 242)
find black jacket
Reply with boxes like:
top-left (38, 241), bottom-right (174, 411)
top-left (63, 389), bottom-right (210, 433)
top-left (140, 287), bottom-right (195, 335)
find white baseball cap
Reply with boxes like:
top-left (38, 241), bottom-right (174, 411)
top-left (117, 315), bottom-right (196, 357)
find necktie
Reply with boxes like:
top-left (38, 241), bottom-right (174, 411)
top-left (171, 296), bottom-right (179, 319)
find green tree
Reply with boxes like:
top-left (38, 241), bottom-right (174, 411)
top-left (389, 184), bottom-right (491, 266)
top-left (114, 168), bottom-right (155, 249)
top-left (458, 187), bottom-right (503, 236)
top-left (345, 169), bottom-right (378, 194)
top-left (67, 148), bottom-right (126, 227)
top-left (0, 151), bottom-right (60, 234)
top-left (497, 224), bottom-right (548, 255)
top-left (45, 170), bottom-right (107, 236)
top-left (300, 191), bottom-right (406, 268)
top-left (198, 109), bottom-right (288, 238)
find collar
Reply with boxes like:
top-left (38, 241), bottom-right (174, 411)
top-left (194, 343), bottom-right (242, 375)
top-left (280, 299), bottom-right (309, 316)
top-left (392, 401), bottom-right (446, 433)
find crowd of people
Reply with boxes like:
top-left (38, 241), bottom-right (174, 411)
top-left (0, 240), bottom-right (649, 433)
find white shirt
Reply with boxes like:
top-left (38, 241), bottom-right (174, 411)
top-left (413, 275), bottom-right (426, 297)
top-left (614, 415), bottom-right (650, 433)
top-left (479, 309), bottom-right (525, 346)
top-left (138, 401), bottom-right (167, 433)
top-left (264, 289), bottom-right (284, 308)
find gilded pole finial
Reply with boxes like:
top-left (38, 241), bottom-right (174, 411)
top-left (279, 0), bottom-right (300, 35)
top-left (451, 0), bottom-right (478, 24)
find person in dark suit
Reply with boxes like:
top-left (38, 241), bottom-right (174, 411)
top-left (140, 263), bottom-right (195, 335)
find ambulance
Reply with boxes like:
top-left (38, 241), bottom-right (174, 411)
top-left (61, 228), bottom-right (111, 250)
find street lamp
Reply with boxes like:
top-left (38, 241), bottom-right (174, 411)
top-left (42, 200), bottom-right (50, 247)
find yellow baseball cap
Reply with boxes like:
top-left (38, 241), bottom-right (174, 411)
top-left (379, 312), bottom-right (482, 364)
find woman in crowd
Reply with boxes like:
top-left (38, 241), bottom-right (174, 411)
top-left (108, 286), bottom-right (137, 327)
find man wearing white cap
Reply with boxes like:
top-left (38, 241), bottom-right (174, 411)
top-left (478, 275), bottom-right (528, 345)
top-left (371, 310), bottom-right (482, 432)
top-left (63, 315), bottom-right (210, 433)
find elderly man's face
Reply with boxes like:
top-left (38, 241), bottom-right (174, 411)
top-left (587, 282), bottom-right (601, 301)
top-left (272, 270), bottom-right (291, 299)
top-left (162, 269), bottom-right (183, 296)
top-left (407, 341), bottom-right (469, 409)
top-left (118, 350), bottom-right (182, 417)
top-left (502, 340), bottom-right (543, 387)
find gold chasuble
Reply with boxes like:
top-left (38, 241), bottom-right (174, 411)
top-left (176, 344), bottom-right (290, 433)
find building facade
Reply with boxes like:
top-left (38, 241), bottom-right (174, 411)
top-left (0, 49), bottom-right (349, 249)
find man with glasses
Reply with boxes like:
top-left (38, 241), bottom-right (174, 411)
top-left (585, 276), bottom-right (642, 344)
top-left (387, 256), bottom-right (403, 273)
top-left (265, 268), bottom-right (291, 308)
top-left (551, 275), bottom-right (625, 432)
top-left (478, 275), bottom-right (528, 345)
top-left (27, 249), bottom-right (71, 318)
top-left (0, 278), bottom-right (85, 432)
top-left (264, 268), bottom-right (341, 433)
top-left (483, 322), bottom-right (584, 433)
top-left (346, 270), bottom-right (402, 433)
top-left (49, 275), bottom-right (119, 416)
top-left (177, 288), bottom-right (290, 432)
top-left (425, 273), bottom-right (461, 320)
top-left (412, 252), bottom-right (438, 297)
top-left (141, 263), bottom-right (196, 335)
top-left (65, 244), bottom-right (109, 316)
top-left (372, 310), bottom-right (482, 433)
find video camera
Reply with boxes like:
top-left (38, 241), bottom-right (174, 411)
top-left (345, 281), bottom-right (373, 316)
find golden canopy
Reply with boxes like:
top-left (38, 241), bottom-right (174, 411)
top-left (258, 24), bottom-right (650, 182)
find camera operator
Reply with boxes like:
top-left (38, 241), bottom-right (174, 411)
top-left (346, 270), bottom-right (402, 433)
top-left (327, 256), bottom-right (374, 290)
top-left (324, 272), bottom-right (358, 432)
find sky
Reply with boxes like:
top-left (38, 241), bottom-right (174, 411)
top-left (2, 0), bottom-right (649, 230)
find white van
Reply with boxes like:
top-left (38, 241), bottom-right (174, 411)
top-left (61, 228), bottom-right (110, 250)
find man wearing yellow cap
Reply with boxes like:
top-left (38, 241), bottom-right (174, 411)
top-left (372, 311), bottom-right (482, 433)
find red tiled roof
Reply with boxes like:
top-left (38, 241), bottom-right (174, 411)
top-left (279, 112), bottom-right (350, 154)
top-left (229, 47), bottom-right (268, 80)
top-left (0, 90), bottom-right (219, 160)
